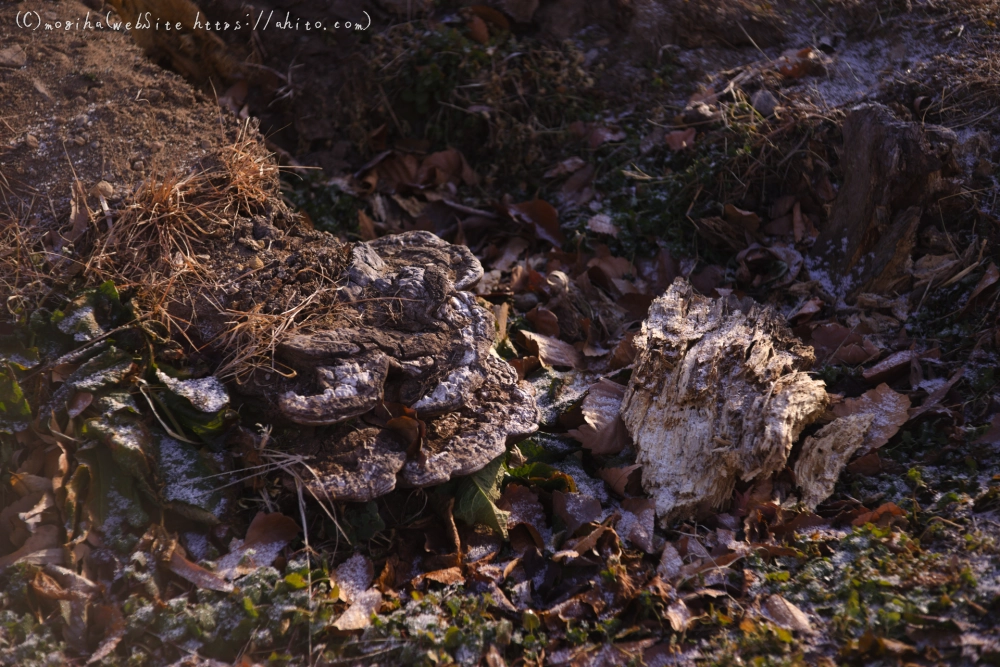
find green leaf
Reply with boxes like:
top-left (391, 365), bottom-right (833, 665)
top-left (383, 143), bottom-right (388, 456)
top-left (76, 443), bottom-right (148, 552)
top-left (345, 501), bottom-right (386, 542)
top-left (284, 573), bottom-right (308, 589)
top-left (506, 461), bottom-right (577, 493)
top-left (67, 347), bottom-right (136, 393)
top-left (0, 336), bottom-right (39, 371)
top-left (453, 453), bottom-right (509, 538)
top-left (0, 365), bottom-right (31, 434)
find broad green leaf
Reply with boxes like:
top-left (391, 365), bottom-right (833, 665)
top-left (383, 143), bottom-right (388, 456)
top-left (0, 365), bottom-right (31, 434)
top-left (453, 453), bottom-right (509, 538)
top-left (151, 430), bottom-right (227, 525)
top-left (76, 444), bottom-right (148, 552)
top-left (345, 501), bottom-right (385, 542)
top-left (67, 347), bottom-right (135, 393)
top-left (0, 336), bottom-right (39, 371)
top-left (507, 461), bottom-right (578, 493)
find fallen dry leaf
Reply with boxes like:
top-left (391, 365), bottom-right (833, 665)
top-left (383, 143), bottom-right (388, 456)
top-left (507, 199), bottom-right (564, 246)
top-left (552, 490), bottom-right (602, 536)
top-left (832, 383), bottom-right (910, 453)
top-left (498, 484), bottom-right (548, 549)
top-left (525, 306), bottom-right (560, 338)
top-left (332, 588), bottom-right (383, 631)
top-left (467, 15), bottom-right (490, 44)
top-left (168, 551), bottom-right (234, 593)
top-left (619, 498), bottom-right (657, 554)
top-left (217, 512), bottom-right (300, 579)
top-left (762, 595), bottom-right (814, 633)
top-left (665, 128), bottom-right (696, 151)
top-left (586, 213), bottom-right (619, 237)
top-left (657, 543), bottom-right (683, 581)
top-left (665, 599), bottom-right (692, 631)
top-left (567, 378), bottom-right (628, 454)
top-left (599, 464), bottom-right (642, 497)
top-left (519, 330), bottom-right (583, 369)
top-left (544, 156), bottom-right (586, 178)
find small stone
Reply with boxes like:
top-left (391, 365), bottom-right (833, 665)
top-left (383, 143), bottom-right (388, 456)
top-left (91, 181), bottom-right (114, 199)
top-left (150, 141), bottom-right (164, 152)
top-left (200, 139), bottom-right (212, 149)
top-left (132, 160), bottom-right (144, 171)
top-left (0, 45), bottom-right (27, 69)
top-left (249, 256), bottom-right (265, 270)
top-left (73, 136), bottom-right (86, 146)
top-left (145, 89), bottom-right (164, 103)
top-left (24, 134), bottom-right (39, 150)
top-left (513, 292), bottom-right (539, 311)
top-left (751, 89), bottom-right (778, 117)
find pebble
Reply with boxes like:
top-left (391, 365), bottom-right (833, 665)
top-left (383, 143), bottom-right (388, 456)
top-left (200, 139), bottom-right (212, 149)
top-left (514, 292), bottom-right (539, 311)
top-left (73, 136), bottom-right (86, 146)
top-left (150, 141), bottom-right (164, 152)
top-left (249, 256), bottom-right (265, 270)
top-left (751, 89), bottom-right (778, 117)
top-left (0, 45), bottom-right (27, 69)
top-left (132, 160), bottom-right (144, 171)
top-left (24, 134), bottom-right (39, 150)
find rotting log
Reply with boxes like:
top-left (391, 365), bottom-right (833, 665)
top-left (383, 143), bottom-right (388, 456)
top-left (811, 104), bottom-right (958, 296)
top-left (621, 279), bottom-right (829, 525)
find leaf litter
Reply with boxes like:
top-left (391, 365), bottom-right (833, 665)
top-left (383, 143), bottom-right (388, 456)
top-left (2, 0), bottom-right (1000, 664)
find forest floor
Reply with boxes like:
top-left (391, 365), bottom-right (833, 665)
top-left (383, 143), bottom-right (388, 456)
top-left (2, 0), bottom-right (1000, 665)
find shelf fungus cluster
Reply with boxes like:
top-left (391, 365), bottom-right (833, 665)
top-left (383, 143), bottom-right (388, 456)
top-left (621, 280), bottom-right (877, 526)
top-left (219, 231), bottom-right (539, 502)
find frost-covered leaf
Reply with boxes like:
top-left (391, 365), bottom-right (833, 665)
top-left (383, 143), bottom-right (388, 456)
top-left (217, 512), bottom-right (300, 580)
top-left (155, 370), bottom-right (229, 413)
top-left (151, 431), bottom-right (228, 525)
top-left (453, 452), bottom-right (509, 538)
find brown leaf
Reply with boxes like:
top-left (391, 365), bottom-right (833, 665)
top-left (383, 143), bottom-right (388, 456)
top-left (810, 322), bottom-right (881, 365)
top-left (584, 124), bottom-right (626, 149)
top-left (775, 47), bottom-right (819, 79)
top-left (762, 595), bottom-right (813, 633)
top-left (498, 484), bottom-right (547, 549)
top-left (567, 378), bottom-right (628, 454)
top-left (544, 156), bottom-right (586, 178)
top-left (467, 15), bottom-right (490, 44)
top-left (908, 368), bottom-right (963, 420)
top-left (657, 543), bottom-right (683, 581)
top-left (619, 498), bottom-right (657, 554)
top-left (599, 464), bottom-right (642, 497)
top-left (332, 588), bottom-right (382, 632)
top-left (974, 414), bottom-right (1000, 445)
top-left (167, 550), bottom-right (234, 592)
top-left (962, 262), bottom-right (999, 312)
top-left (665, 128), bottom-right (696, 151)
top-left (66, 180), bottom-right (91, 242)
top-left (525, 306), bottom-right (560, 338)
top-left (470, 4), bottom-right (510, 29)
top-left (609, 332), bottom-right (638, 370)
top-left (510, 356), bottom-right (541, 381)
top-left (586, 213), bottom-right (619, 237)
top-left (507, 199), bottom-right (564, 245)
top-left (386, 415), bottom-right (426, 460)
top-left (422, 566), bottom-right (465, 586)
top-left (552, 491), bottom-right (602, 536)
top-left (862, 349), bottom-right (918, 384)
top-left (67, 392), bottom-right (93, 418)
top-left (86, 604), bottom-right (126, 665)
top-left (723, 204), bottom-right (760, 233)
top-left (850, 501), bottom-right (906, 528)
top-left (358, 209), bottom-right (377, 241)
top-left (519, 330), bottom-right (583, 369)
top-left (217, 512), bottom-right (300, 579)
top-left (832, 383), bottom-right (910, 452)
top-left (418, 148), bottom-right (479, 187)
top-left (665, 599), bottom-right (692, 632)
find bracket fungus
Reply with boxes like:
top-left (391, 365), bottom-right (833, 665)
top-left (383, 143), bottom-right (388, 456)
top-left (212, 230), bottom-right (539, 502)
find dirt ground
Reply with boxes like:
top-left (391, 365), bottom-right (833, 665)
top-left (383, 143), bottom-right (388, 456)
top-left (3, 0), bottom-right (1000, 665)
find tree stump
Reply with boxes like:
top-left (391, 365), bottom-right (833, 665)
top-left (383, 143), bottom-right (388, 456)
top-left (811, 104), bottom-right (957, 296)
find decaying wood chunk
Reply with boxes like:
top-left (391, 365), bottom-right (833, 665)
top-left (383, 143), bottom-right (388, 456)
top-left (811, 104), bottom-right (957, 295)
top-left (621, 279), bottom-right (828, 525)
top-left (793, 413), bottom-right (873, 510)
